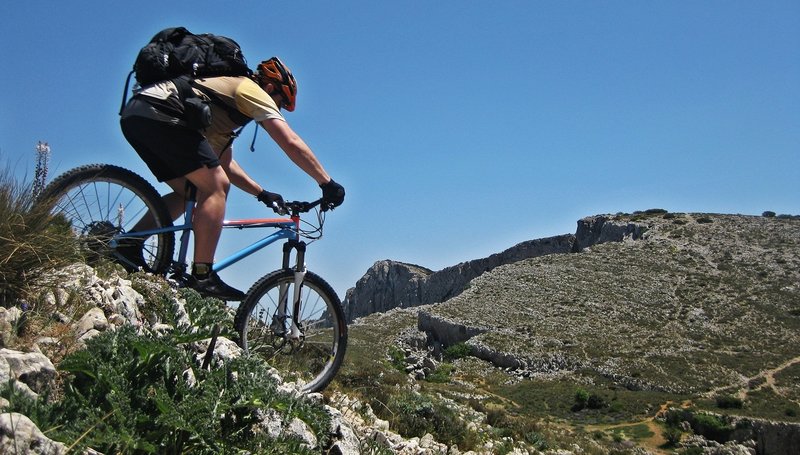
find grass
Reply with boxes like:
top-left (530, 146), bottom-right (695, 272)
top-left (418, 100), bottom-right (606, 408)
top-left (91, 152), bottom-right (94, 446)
top-left (0, 164), bottom-right (82, 307)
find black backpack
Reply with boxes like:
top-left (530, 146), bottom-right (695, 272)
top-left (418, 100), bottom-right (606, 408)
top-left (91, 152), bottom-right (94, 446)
top-left (120, 27), bottom-right (251, 113)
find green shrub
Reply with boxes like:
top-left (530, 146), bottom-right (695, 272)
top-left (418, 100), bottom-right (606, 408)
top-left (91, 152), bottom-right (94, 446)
top-left (1, 325), bottom-right (329, 454)
top-left (385, 390), bottom-right (470, 448)
top-left (573, 388), bottom-right (590, 411)
top-left (691, 413), bottom-right (733, 443)
top-left (571, 388), bottom-right (606, 411)
top-left (386, 345), bottom-right (406, 372)
top-left (715, 395), bottom-right (744, 409)
top-left (524, 430), bottom-right (549, 450)
top-left (443, 342), bottom-right (471, 360)
top-left (663, 426), bottom-right (682, 447)
top-left (426, 363), bottom-right (454, 383)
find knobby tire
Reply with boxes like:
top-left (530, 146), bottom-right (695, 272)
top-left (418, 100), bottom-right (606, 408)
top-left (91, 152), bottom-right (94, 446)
top-left (39, 164), bottom-right (175, 274)
top-left (234, 269), bottom-right (347, 393)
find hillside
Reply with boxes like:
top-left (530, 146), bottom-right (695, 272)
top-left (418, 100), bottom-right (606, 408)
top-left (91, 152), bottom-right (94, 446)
top-left (337, 212), bottom-right (800, 453)
top-left (3, 210), bottom-right (799, 454)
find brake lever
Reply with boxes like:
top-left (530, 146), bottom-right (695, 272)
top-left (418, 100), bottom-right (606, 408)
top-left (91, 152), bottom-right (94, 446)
top-left (271, 202), bottom-right (288, 216)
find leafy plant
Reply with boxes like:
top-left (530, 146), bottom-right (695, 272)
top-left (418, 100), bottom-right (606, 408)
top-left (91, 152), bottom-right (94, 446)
top-left (2, 325), bottom-right (329, 453)
top-left (383, 390), bottom-right (471, 448)
top-left (425, 363), bottom-right (454, 383)
top-left (715, 394), bottom-right (744, 409)
top-left (443, 342), bottom-right (471, 360)
top-left (386, 345), bottom-right (406, 372)
top-left (690, 412), bottom-right (733, 443)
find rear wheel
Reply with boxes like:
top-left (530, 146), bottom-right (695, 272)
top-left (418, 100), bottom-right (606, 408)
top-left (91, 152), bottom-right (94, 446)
top-left (39, 164), bottom-right (174, 274)
top-left (234, 269), bottom-right (348, 393)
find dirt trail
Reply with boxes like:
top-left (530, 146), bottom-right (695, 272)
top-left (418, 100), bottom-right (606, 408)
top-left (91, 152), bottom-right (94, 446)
top-left (704, 355), bottom-right (800, 403)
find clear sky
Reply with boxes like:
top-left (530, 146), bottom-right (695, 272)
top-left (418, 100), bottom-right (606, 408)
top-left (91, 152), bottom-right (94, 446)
top-left (2, 1), bottom-right (798, 298)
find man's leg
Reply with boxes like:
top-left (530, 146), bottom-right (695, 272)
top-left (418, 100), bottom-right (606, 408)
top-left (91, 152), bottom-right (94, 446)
top-left (176, 165), bottom-right (244, 301)
top-left (182, 165), bottom-right (229, 264)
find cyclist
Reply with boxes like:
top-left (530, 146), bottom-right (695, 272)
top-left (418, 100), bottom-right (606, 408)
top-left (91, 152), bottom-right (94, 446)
top-left (119, 57), bottom-right (345, 300)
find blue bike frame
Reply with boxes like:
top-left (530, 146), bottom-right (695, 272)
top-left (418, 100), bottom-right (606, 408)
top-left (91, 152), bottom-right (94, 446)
top-left (113, 197), bottom-right (301, 274)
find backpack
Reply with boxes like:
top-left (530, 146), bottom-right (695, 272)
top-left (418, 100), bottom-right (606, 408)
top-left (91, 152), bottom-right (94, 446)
top-left (120, 27), bottom-right (251, 113)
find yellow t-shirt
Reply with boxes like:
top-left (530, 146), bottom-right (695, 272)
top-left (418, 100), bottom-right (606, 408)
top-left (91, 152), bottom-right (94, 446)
top-left (193, 77), bottom-right (285, 153)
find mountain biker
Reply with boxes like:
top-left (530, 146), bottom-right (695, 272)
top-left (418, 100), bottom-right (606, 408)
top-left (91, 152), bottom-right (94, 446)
top-left (119, 57), bottom-right (345, 301)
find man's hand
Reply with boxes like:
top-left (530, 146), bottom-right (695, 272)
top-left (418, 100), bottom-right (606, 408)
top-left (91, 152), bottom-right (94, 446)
top-left (257, 190), bottom-right (285, 214)
top-left (320, 179), bottom-right (345, 210)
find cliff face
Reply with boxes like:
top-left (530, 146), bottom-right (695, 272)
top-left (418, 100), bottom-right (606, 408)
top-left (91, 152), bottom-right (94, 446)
top-left (342, 235), bottom-right (575, 322)
top-left (343, 215), bottom-right (645, 322)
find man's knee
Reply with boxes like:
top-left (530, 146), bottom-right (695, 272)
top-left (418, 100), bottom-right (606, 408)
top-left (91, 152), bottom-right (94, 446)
top-left (189, 166), bottom-right (229, 197)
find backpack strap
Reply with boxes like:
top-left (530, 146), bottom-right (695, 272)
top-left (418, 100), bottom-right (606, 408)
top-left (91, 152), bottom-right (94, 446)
top-left (189, 80), bottom-right (257, 154)
top-left (120, 70), bottom-right (136, 115)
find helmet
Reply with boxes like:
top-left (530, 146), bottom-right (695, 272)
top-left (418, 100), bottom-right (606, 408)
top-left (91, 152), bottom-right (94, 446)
top-left (256, 57), bottom-right (297, 112)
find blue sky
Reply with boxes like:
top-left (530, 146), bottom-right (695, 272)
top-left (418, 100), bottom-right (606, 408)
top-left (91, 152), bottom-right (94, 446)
top-left (2, 1), bottom-right (798, 298)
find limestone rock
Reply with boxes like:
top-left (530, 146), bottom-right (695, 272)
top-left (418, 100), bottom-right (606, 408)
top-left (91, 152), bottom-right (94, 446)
top-left (0, 412), bottom-right (67, 455)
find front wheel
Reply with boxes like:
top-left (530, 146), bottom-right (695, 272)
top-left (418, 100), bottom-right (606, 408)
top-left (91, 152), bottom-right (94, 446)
top-left (234, 269), bottom-right (347, 393)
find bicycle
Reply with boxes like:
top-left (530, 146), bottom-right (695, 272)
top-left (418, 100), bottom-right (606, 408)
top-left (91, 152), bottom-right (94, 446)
top-left (40, 163), bottom-right (347, 393)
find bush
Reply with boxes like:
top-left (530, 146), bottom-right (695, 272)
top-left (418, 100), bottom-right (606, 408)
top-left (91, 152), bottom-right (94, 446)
top-left (691, 413), bottom-right (733, 443)
top-left (426, 363), bottom-right (454, 383)
top-left (762, 211), bottom-right (776, 218)
top-left (0, 166), bottom-right (81, 306)
top-left (1, 325), bottom-right (330, 454)
top-left (571, 388), bottom-right (606, 411)
top-left (443, 342), bottom-right (471, 360)
top-left (662, 426), bottom-right (682, 447)
top-left (386, 345), bottom-right (406, 372)
top-left (385, 390), bottom-right (471, 448)
top-left (715, 395), bottom-right (744, 409)
top-left (572, 388), bottom-right (590, 411)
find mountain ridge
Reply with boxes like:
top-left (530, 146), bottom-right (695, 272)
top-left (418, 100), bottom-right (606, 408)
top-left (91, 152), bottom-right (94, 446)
top-left (340, 211), bottom-right (800, 453)
top-left (343, 212), bottom-right (653, 322)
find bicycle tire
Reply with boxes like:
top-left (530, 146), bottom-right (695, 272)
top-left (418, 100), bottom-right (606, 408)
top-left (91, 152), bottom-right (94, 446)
top-left (39, 164), bottom-right (175, 274)
top-left (234, 269), bottom-right (348, 393)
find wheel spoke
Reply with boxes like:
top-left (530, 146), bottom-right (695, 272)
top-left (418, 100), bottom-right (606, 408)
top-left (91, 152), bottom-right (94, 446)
top-left (236, 271), bottom-right (346, 393)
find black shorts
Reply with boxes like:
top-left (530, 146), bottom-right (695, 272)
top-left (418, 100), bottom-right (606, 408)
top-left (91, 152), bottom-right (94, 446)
top-left (120, 116), bottom-right (220, 182)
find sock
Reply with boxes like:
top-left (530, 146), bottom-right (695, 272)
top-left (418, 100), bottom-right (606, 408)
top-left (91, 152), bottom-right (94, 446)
top-left (192, 262), bottom-right (213, 279)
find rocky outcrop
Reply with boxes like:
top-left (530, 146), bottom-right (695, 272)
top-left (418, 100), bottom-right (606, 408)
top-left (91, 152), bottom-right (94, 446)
top-left (343, 235), bottom-right (575, 322)
top-left (417, 312), bottom-right (487, 348)
top-left (0, 349), bottom-right (56, 399)
top-left (343, 215), bottom-right (650, 322)
top-left (572, 214), bottom-right (647, 252)
top-left (751, 419), bottom-right (800, 455)
top-left (0, 413), bottom-right (67, 455)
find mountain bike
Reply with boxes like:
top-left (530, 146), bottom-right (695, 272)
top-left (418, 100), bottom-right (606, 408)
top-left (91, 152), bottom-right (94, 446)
top-left (40, 163), bottom-right (347, 393)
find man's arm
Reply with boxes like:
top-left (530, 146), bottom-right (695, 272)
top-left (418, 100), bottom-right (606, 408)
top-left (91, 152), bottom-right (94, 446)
top-left (260, 118), bottom-right (331, 185)
top-left (220, 155), bottom-right (263, 196)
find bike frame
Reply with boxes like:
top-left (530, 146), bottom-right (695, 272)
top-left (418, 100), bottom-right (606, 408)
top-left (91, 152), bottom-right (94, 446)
top-left (113, 195), bottom-right (309, 276)
top-left (111, 190), bottom-right (315, 341)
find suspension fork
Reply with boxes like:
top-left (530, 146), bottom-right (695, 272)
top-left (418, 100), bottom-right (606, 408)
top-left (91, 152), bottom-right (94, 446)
top-left (277, 239), bottom-right (307, 341)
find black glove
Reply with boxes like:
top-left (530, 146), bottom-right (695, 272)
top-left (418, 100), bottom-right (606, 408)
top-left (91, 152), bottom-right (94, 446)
top-left (256, 190), bottom-right (285, 213)
top-left (320, 179), bottom-right (345, 210)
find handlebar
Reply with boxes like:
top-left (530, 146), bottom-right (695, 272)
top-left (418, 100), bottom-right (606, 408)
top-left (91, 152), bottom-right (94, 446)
top-left (270, 198), bottom-right (334, 216)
